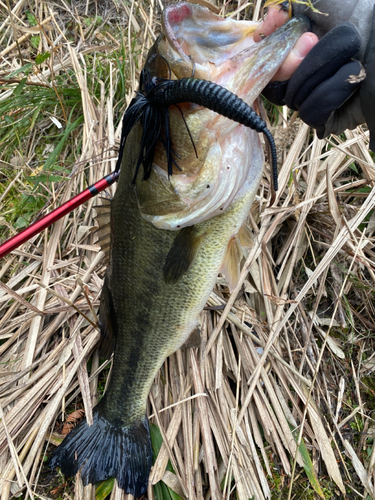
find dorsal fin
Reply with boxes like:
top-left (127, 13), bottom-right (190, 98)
top-left (163, 226), bottom-right (205, 284)
top-left (93, 197), bottom-right (112, 265)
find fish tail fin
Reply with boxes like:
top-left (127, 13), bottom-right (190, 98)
top-left (50, 408), bottom-right (152, 497)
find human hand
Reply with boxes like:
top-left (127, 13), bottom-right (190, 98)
top-left (256, 1), bottom-right (375, 148)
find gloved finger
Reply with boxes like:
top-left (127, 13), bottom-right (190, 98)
top-left (285, 23), bottom-right (362, 110)
top-left (360, 6), bottom-right (375, 151)
top-left (292, 0), bottom-right (374, 52)
top-left (262, 80), bottom-right (289, 106)
top-left (298, 60), bottom-right (363, 131)
top-left (319, 92), bottom-right (365, 139)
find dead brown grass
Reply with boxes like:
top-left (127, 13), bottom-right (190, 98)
top-left (1, 0), bottom-right (375, 499)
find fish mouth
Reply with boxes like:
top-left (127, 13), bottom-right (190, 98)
top-left (160, 2), bottom-right (310, 100)
top-left (161, 2), bottom-right (258, 79)
top-left (136, 5), bottom-right (310, 230)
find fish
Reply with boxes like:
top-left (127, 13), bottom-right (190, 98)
top-left (50, 3), bottom-right (308, 497)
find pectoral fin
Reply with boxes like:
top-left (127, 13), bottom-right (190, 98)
top-left (163, 226), bottom-right (204, 284)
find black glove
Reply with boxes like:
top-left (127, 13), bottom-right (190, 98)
top-left (263, 23), bottom-right (364, 138)
top-left (292, 0), bottom-right (373, 57)
top-left (262, 0), bottom-right (375, 150)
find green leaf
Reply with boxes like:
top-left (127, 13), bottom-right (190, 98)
top-left (13, 78), bottom-right (27, 97)
top-left (15, 215), bottom-right (30, 229)
top-left (154, 480), bottom-right (174, 500)
top-left (167, 485), bottom-right (182, 500)
top-left (349, 162), bottom-right (359, 174)
top-left (54, 166), bottom-right (71, 173)
top-left (95, 477), bottom-right (115, 500)
top-left (43, 113), bottom-right (84, 171)
top-left (150, 424), bottom-right (182, 499)
top-left (296, 431), bottom-right (325, 498)
top-left (31, 36), bottom-right (40, 49)
top-left (30, 104), bottom-right (43, 131)
top-left (150, 423), bottom-right (175, 472)
top-left (150, 422), bottom-right (164, 459)
top-left (8, 63), bottom-right (34, 78)
top-left (26, 174), bottom-right (66, 183)
top-left (26, 10), bottom-right (38, 26)
top-left (35, 52), bottom-right (50, 65)
top-left (153, 481), bottom-right (167, 500)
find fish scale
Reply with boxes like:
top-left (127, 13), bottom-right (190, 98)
top-left (50, 4), bottom-right (309, 496)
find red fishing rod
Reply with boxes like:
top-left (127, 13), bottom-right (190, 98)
top-left (0, 171), bottom-right (119, 259)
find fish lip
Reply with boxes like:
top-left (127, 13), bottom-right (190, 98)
top-left (161, 2), bottom-right (257, 76)
top-left (264, 14), bottom-right (311, 43)
top-left (162, 2), bottom-right (195, 68)
top-left (161, 5), bottom-right (310, 83)
top-left (295, 14), bottom-right (312, 33)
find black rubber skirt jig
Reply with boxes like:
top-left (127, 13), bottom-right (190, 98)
top-left (115, 72), bottom-right (278, 191)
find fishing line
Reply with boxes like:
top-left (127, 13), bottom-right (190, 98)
top-left (155, 56), bottom-right (199, 162)
top-left (173, 103), bottom-right (198, 159)
top-left (153, 78), bottom-right (279, 191)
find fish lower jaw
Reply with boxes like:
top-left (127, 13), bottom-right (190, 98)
top-left (145, 125), bottom-right (264, 231)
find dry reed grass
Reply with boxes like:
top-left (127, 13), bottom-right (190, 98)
top-left (1, 0), bottom-right (375, 499)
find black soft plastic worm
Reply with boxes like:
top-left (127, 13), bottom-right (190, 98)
top-left (116, 74), bottom-right (278, 191)
top-left (154, 78), bottom-right (278, 190)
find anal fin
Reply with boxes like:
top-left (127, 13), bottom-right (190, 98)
top-left (221, 237), bottom-right (241, 292)
top-left (238, 224), bottom-right (254, 248)
top-left (221, 225), bottom-right (254, 291)
top-left (180, 326), bottom-right (201, 349)
top-left (98, 278), bottom-right (117, 359)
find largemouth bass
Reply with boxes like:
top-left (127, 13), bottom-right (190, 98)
top-left (51, 4), bottom-right (308, 496)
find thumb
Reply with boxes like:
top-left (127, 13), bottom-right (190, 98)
top-left (254, 6), bottom-right (289, 42)
top-left (271, 32), bottom-right (318, 82)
